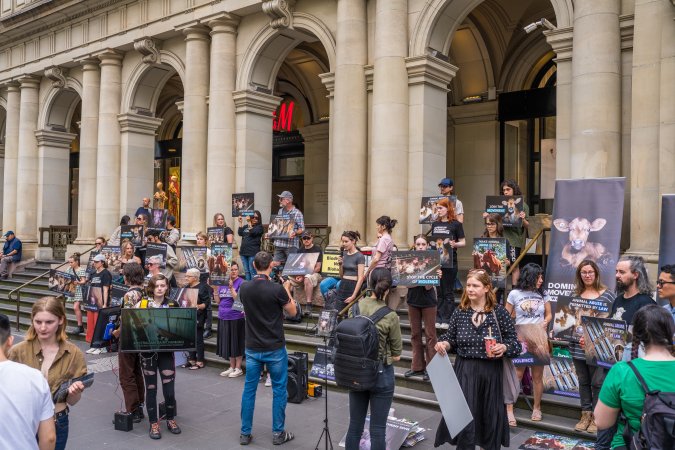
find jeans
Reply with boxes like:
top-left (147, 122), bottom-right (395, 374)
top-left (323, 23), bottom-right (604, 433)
top-left (573, 358), bottom-right (606, 411)
top-left (55, 413), bottom-right (69, 450)
top-left (240, 347), bottom-right (289, 435)
top-left (141, 352), bottom-right (176, 423)
top-left (437, 267), bottom-right (458, 323)
top-left (345, 364), bottom-right (395, 450)
top-left (240, 255), bottom-right (257, 280)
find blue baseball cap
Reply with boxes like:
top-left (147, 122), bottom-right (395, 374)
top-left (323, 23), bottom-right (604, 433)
top-left (3, 230), bottom-right (14, 237)
top-left (438, 178), bottom-right (454, 187)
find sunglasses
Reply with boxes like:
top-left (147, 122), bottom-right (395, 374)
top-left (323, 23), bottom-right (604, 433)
top-left (656, 280), bottom-right (675, 287)
top-left (301, 236), bottom-right (312, 240)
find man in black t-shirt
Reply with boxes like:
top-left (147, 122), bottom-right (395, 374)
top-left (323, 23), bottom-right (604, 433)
top-left (238, 252), bottom-right (296, 446)
top-left (610, 256), bottom-right (655, 326)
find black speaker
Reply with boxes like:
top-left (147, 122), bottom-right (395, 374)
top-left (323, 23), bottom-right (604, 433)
top-left (114, 411), bottom-right (133, 432)
top-left (287, 352), bottom-right (308, 404)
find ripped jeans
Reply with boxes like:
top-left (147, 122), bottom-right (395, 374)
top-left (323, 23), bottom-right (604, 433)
top-left (140, 352), bottom-right (176, 423)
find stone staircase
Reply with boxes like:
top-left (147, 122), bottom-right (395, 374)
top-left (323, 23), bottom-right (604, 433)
top-left (0, 259), bottom-right (594, 440)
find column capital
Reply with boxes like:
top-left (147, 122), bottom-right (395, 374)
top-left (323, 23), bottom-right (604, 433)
top-left (364, 65), bottom-right (374, 93)
top-left (134, 37), bottom-right (161, 64)
top-left (176, 21), bottom-right (211, 40)
top-left (17, 74), bottom-right (41, 88)
top-left (299, 122), bottom-right (330, 142)
top-left (93, 49), bottom-right (124, 65)
top-left (203, 12), bottom-right (240, 34)
top-left (544, 26), bottom-right (573, 62)
top-left (405, 55), bottom-right (458, 90)
top-left (35, 129), bottom-right (77, 148)
top-left (318, 72), bottom-right (335, 99)
top-left (75, 57), bottom-right (100, 71)
top-left (117, 113), bottom-right (163, 135)
top-left (233, 89), bottom-right (282, 116)
top-left (1, 81), bottom-right (20, 92)
top-left (44, 66), bottom-right (68, 89)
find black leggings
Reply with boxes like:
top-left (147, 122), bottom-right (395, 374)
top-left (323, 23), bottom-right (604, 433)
top-left (436, 267), bottom-right (458, 323)
top-left (141, 352), bottom-right (176, 422)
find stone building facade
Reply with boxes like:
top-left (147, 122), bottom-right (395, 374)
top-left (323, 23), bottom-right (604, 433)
top-left (0, 0), bottom-right (673, 265)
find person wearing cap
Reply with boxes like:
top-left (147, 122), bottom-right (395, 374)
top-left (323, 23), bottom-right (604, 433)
top-left (86, 254), bottom-right (112, 352)
top-left (267, 191), bottom-right (305, 267)
top-left (0, 230), bottom-right (22, 279)
top-left (438, 178), bottom-right (464, 223)
top-left (289, 231), bottom-right (323, 312)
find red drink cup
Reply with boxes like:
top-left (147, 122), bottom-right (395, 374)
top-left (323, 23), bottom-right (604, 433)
top-left (484, 336), bottom-right (497, 357)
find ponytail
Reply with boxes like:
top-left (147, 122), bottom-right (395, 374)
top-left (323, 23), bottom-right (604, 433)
top-left (368, 267), bottom-right (392, 301)
top-left (376, 216), bottom-right (398, 232)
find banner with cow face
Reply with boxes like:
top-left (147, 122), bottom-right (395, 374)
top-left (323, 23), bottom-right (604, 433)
top-left (544, 178), bottom-right (626, 302)
top-left (658, 195), bottom-right (675, 302)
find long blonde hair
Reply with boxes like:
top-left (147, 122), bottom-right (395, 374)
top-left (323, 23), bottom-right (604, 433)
top-left (458, 269), bottom-right (498, 312)
top-left (25, 296), bottom-right (68, 342)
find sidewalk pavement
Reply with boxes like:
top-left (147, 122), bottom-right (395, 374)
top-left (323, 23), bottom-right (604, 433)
top-left (18, 336), bottom-right (540, 450)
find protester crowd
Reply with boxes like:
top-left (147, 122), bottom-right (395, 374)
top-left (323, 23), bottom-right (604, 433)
top-left (1, 180), bottom-right (674, 450)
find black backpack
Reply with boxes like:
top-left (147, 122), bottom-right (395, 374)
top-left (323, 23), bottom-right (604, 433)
top-left (622, 361), bottom-right (675, 450)
top-left (334, 306), bottom-right (392, 391)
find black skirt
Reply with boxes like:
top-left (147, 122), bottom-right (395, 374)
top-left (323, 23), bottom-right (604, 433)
top-left (434, 356), bottom-right (510, 450)
top-left (216, 318), bottom-right (245, 359)
top-left (329, 279), bottom-right (357, 311)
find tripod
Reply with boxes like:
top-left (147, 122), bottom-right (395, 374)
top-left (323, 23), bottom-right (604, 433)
top-left (314, 333), bottom-right (335, 450)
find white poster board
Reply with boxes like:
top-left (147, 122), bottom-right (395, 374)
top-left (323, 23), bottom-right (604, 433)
top-left (426, 353), bottom-right (473, 438)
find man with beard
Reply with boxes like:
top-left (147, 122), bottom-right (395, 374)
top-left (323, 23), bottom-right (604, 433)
top-left (610, 255), bottom-right (655, 325)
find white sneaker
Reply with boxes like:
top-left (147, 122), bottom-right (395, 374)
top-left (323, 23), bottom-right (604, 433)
top-left (98, 348), bottom-right (108, 354)
top-left (228, 368), bottom-right (244, 378)
top-left (435, 323), bottom-right (442, 329)
top-left (440, 323), bottom-right (450, 330)
top-left (86, 348), bottom-right (97, 354)
top-left (91, 348), bottom-right (102, 355)
top-left (265, 374), bottom-right (272, 387)
top-left (220, 368), bottom-right (234, 377)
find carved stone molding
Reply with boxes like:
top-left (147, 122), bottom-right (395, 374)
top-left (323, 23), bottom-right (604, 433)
top-left (262, 0), bottom-right (296, 30)
top-left (134, 37), bottom-right (160, 64)
top-left (45, 66), bottom-right (68, 89)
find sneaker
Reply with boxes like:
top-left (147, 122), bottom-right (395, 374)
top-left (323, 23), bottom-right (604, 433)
top-left (240, 434), bottom-right (252, 445)
top-left (423, 371), bottom-right (430, 382)
top-left (440, 323), bottom-right (450, 330)
top-left (149, 421), bottom-right (161, 440)
top-left (220, 368), bottom-right (234, 377)
top-left (85, 347), bottom-right (97, 354)
top-left (272, 430), bottom-right (294, 445)
top-left (265, 374), bottom-right (272, 387)
top-left (77, 325), bottom-right (85, 335)
top-left (98, 348), bottom-right (108, 354)
top-left (404, 370), bottom-right (425, 378)
top-left (228, 368), bottom-right (244, 378)
top-left (435, 322), bottom-right (442, 328)
top-left (166, 419), bottom-right (181, 434)
top-left (91, 348), bottom-right (102, 355)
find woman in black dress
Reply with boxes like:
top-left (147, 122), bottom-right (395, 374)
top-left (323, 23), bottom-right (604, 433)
top-left (433, 269), bottom-right (521, 449)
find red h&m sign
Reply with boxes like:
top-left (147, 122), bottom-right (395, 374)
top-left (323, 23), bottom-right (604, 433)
top-left (273, 101), bottom-right (295, 132)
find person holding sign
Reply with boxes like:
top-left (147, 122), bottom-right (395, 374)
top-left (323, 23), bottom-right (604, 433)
top-left (216, 262), bottom-right (245, 378)
top-left (484, 180), bottom-right (529, 284)
top-left (431, 198), bottom-right (465, 329)
top-left (594, 305), bottom-right (675, 450)
top-left (504, 263), bottom-right (552, 426)
top-left (570, 260), bottom-right (616, 434)
top-left (237, 211), bottom-right (264, 280)
top-left (9, 297), bottom-right (88, 450)
top-left (212, 213), bottom-right (235, 244)
top-left (404, 235), bottom-right (438, 382)
top-left (335, 231), bottom-right (366, 312)
top-left (433, 269), bottom-right (521, 450)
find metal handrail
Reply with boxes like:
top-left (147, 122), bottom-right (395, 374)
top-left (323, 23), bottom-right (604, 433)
top-left (9, 246), bottom-right (97, 331)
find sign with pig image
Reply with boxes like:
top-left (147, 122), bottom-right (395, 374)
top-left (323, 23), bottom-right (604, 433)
top-left (544, 178), bottom-right (625, 302)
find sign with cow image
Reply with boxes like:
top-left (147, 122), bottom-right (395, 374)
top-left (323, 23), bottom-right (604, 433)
top-left (419, 196), bottom-right (457, 224)
top-left (485, 196), bottom-right (524, 228)
top-left (552, 294), bottom-right (613, 342)
top-left (472, 238), bottom-right (509, 289)
top-left (544, 178), bottom-right (626, 303)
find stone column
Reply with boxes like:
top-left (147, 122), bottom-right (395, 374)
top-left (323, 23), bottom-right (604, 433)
top-left (233, 90), bottom-right (282, 221)
top-left (405, 56), bottom-right (457, 238)
top-left (2, 83), bottom-right (20, 233)
top-left (659, 2), bottom-right (675, 199)
top-left (205, 15), bottom-right (239, 225)
top-left (94, 50), bottom-right (123, 237)
top-left (178, 24), bottom-right (210, 232)
top-left (330, 0), bottom-right (368, 241)
top-left (0, 145), bottom-right (4, 226)
top-left (74, 58), bottom-right (100, 243)
top-left (628, 0), bottom-right (668, 260)
top-left (118, 113), bottom-right (163, 217)
top-left (570, 0), bottom-right (621, 178)
top-left (369, 0), bottom-right (409, 245)
top-left (299, 123), bottom-right (330, 224)
top-left (36, 130), bottom-right (77, 258)
top-left (15, 76), bottom-right (41, 246)
top-left (545, 27), bottom-right (573, 180)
